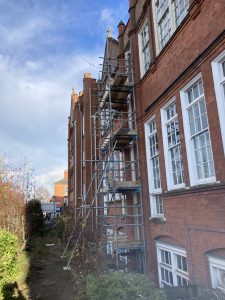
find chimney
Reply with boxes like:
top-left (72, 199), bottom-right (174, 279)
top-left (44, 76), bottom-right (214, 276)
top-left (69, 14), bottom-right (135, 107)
top-left (64, 170), bottom-right (68, 180)
top-left (118, 20), bottom-right (125, 54)
top-left (84, 73), bottom-right (92, 79)
top-left (129, 0), bottom-right (136, 29)
top-left (71, 88), bottom-right (79, 104)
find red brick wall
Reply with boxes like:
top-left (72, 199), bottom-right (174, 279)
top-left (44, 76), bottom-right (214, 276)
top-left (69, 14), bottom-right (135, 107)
top-left (127, 0), bottom-right (225, 288)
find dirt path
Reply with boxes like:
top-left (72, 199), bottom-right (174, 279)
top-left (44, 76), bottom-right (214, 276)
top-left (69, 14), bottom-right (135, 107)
top-left (28, 231), bottom-right (76, 300)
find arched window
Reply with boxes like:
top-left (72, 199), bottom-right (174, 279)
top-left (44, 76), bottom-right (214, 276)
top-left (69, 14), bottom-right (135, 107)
top-left (207, 249), bottom-right (225, 291)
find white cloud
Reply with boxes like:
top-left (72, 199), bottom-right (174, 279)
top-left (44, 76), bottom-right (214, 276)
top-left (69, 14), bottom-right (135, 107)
top-left (0, 50), bottom-right (102, 192)
top-left (36, 166), bottom-right (65, 194)
top-left (101, 8), bottom-right (114, 23)
top-left (0, 18), bottom-right (49, 48)
top-left (0, 0), bottom-right (128, 194)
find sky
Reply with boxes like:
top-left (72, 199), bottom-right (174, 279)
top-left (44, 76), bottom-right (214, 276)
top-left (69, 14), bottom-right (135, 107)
top-left (0, 0), bottom-right (129, 194)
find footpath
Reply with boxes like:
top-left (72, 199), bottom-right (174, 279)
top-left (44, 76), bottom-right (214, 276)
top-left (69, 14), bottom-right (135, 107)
top-left (29, 231), bottom-right (76, 300)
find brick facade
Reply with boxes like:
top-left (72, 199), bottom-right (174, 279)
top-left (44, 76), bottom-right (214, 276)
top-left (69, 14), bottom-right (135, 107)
top-left (68, 73), bottom-right (97, 211)
top-left (123, 0), bottom-right (225, 289)
top-left (67, 0), bottom-right (225, 290)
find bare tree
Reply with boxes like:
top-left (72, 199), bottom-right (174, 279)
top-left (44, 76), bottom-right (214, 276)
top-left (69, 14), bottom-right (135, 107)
top-left (35, 186), bottom-right (50, 203)
top-left (0, 154), bottom-right (36, 246)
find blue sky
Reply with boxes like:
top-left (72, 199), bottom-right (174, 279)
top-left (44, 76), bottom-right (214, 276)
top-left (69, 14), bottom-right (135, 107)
top-left (0, 0), bottom-right (128, 193)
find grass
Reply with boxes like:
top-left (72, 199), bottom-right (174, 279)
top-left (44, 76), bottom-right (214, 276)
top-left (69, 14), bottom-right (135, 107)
top-left (0, 229), bottom-right (55, 299)
top-left (0, 249), bottom-right (30, 300)
top-left (16, 251), bottom-right (30, 299)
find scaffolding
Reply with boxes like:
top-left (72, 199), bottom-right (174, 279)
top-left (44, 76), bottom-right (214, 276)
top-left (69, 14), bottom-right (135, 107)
top-left (63, 36), bottom-right (146, 274)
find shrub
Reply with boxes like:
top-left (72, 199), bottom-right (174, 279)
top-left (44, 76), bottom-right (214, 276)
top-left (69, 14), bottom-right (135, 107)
top-left (85, 272), bottom-right (166, 300)
top-left (56, 208), bottom-right (74, 241)
top-left (0, 230), bottom-right (19, 294)
top-left (25, 199), bottom-right (44, 237)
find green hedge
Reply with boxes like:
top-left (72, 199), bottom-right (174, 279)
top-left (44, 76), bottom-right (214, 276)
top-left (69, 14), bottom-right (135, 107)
top-left (25, 199), bottom-right (44, 237)
top-left (85, 272), bottom-right (166, 300)
top-left (0, 230), bottom-right (19, 295)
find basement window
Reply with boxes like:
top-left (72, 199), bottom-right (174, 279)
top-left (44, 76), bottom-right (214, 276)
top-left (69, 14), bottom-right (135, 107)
top-left (156, 242), bottom-right (189, 287)
top-left (209, 256), bottom-right (225, 292)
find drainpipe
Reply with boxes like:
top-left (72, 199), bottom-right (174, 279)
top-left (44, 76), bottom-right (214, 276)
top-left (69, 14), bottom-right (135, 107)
top-left (73, 120), bottom-right (77, 219)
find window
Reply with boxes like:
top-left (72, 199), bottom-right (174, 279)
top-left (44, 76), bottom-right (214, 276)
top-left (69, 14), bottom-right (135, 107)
top-left (125, 49), bottom-right (133, 82)
top-left (138, 20), bottom-right (151, 76)
top-left (212, 50), bottom-right (225, 155)
top-left (145, 118), bottom-right (164, 218)
top-left (156, 0), bottom-right (171, 50)
top-left (154, 194), bottom-right (164, 216)
top-left (209, 256), bottom-right (225, 291)
top-left (107, 242), bottom-right (113, 255)
top-left (153, 0), bottom-right (189, 52)
top-left (121, 194), bottom-right (127, 215)
top-left (161, 100), bottom-right (185, 190)
top-left (180, 74), bottom-right (215, 186)
top-left (174, 0), bottom-right (189, 27)
top-left (156, 242), bottom-right (189, 287)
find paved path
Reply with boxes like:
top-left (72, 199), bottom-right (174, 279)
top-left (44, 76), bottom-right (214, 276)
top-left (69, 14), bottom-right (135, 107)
top-left (29, 231), bottom-right (76, 300)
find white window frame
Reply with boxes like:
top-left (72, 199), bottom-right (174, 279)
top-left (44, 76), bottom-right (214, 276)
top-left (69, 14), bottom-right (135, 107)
top-left (211, 49), bottom-right (225, 155)
top-left (161, 97), bottom-right (185, 190)
top-left (156, 242), bottom-right (189, 287)
top-left (209, 256), bottom-right (225, 292)
top-left (180, 73), bottom-right (216, 186)
top-left (152, 0), bottom-right (189, 54)
top-left (138, 20), bottom-right (151, 77)
top-left (144, 116), bottom-right (164, 218)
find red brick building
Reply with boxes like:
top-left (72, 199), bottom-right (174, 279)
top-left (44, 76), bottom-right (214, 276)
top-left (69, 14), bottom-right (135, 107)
top-left (120, 0), bottom-right (225, 290)
top-left (68, 73), bottom-right (97, 213)
top-left (68, 39), bottom-right (146, 272)
top-left (68, 0), bottom-right (225, 292)
top-left (53, 170), bottom-right (68, 209)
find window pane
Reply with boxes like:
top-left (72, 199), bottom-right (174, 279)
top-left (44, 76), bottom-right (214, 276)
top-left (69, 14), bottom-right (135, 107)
top-left (188, 90), bottom-right (193, 103)
top-left (177, 254), bottom-right (188, 272)
top-left (169, 271), bottom-right (173, 285)
top-left (149, 120), bottom-right (161, 190)
top-left (193, 132), bottom-right (215, 180)
top-left (156, 0), bottom-right (171, 49)
top-left (223, 83), bottom-right (225, 99)
top-left (161, 249), bottom-right (171, 265)
top-left (187, 80), bottom-right (203, 103)
top-left (159, 12), bottom-right (171, 48)
top-left (193, 84), bottom-right (199, 99)
top-left (140, 22), bottom-right (151, 73)
top-left (161, 268), bottom-right (165, 281)
top-left (177, 275), bottom-right (188, 286)
top-left (175, 0), bottom-right (189, 27)
top-left (222, 61), bottom-right (225, 77)
top-left (165, 104), bottom-right (184, 186)
top-left (157, 0), bottom-right (169, 21)
top-left (199, 80), bottom-right (203, 95)
top-left (199, 98), bottom-right (206, 114)
top-left (155, 195), bottom-right (164, 215)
